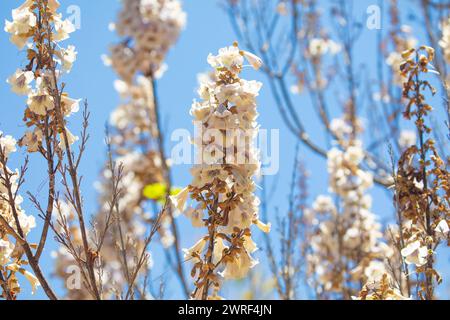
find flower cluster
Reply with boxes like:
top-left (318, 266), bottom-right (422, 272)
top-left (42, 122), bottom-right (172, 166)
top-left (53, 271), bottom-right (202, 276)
top-left (107, 0), bottom-right (186, 82)
top-left (5, 0), bottom-right (79, 153)
top-left (308, 38), bottom-right (341, 58)
top-left (0, 133), bottom-right (40, 298)
top-left (305, 117), bottom-right (392, 298)
top-left (353, 274), bottom-right (410, 300)
top-left (395, 46), bottom-right (449, 299)
top-left (170, 43), bottom-right (268, 299)
top-left (55, 0), bottom-right (186, 298)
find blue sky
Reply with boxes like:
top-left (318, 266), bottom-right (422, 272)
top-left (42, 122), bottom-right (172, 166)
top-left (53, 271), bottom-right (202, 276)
top-left (0, 0), bottom-right (448, 299)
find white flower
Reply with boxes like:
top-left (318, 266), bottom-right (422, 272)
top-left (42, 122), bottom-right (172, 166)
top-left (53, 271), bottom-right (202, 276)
top-left (20, 128), bottom-right (43, 153)
top-left (61, 95), bottom-right (81, 116)
top-left (190, 101), bottom-right (212, 122)
top-left (435, 220), bottom-right (449, 238)
top-left (207, 46), bottom-right (244, 71)
top-left (344, 145), bottom-right (364, 166)
top-left (184, 207), bottom-right (204, 227)
top-left (0, 239), bottom-right (14, 265)
top-left (329, 118), bottom-right (352, 138)
top-left (401, 240), bottom-right (428, 267)
top-left (7, 69), bottom-right (34, 95)
top-left (22, 270), bottom-right (40, 295)
top-left (183, 237), bottom-right (207, 261)
top-left (27, 89), bottom-right (54, 115)
top-left (4, 7), bottom-right (37, 49)
top-left (53, 15), bottom-right (76, 42)
top-left (18, 211), bottom-right (36, 235)
top-left (169, 186), bottom-right (190, 214)
top-left (0, 133), bottom-right (17, 157)
top-left (59, 129), bottom-right (79, 149)
top-left (220, 248), bottom-right (259, 280)
top-left (309, 38), bottom-right (341, 57)
top-left (399, 130), bottom-right (416, 149)
top-left (56, 45), bottom-right (77, 73)
top-left (312, 195), bottom-right (336, 213)
top-left (364, 260), bottom-right (386, 281)
top-left (242, 51), bottom-right (263, 70)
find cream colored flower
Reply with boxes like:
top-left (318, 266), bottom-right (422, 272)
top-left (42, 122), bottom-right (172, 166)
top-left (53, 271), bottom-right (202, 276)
top-left (4, 6), bottom-right (36, 49)
top-left (207, 46), bottom-right (244, 72)
top-left (169, 186), bottom-right (190, 214)
top-left (18, 211), bottom-right (36, 235)
top-left (184, 206), bottom-right (204, 227)
top-left (183, 237), bottom-right (207, 261)
top-left (61, 95), bottom-right (81, 116)
top-left (401, 240), bottom-right (428, 267)
top-left (399, 130), bottom-right (416, 149)
top-left (7, 69), bottom-right (34, 95)
top-left (435, 220), bottom-right (449, 238)
top-left (242, 51), bottom-right (263, 70)
top-left (0, 132), bottom-right (17, 157)
top-left (308, 38), bottom-right (341, 57)
top-left (0, 239), bottom-right (14, 265)
top-left (344, 145), bottom-right (365, 166)
top-left (53, 15), bottom-right (76, 42)
top-left (20, 128), bottom-right (43, 153)
top-left (57, 45), bottom-right (77, 73)
top-left (59, 129), bottom-right (79, 149)
top-left (27, 90), bottom-right (54, 116)
top-left (22, 270), bottom-right (40, 295)
top-left (312, 195), bottom-right (335, 213)
top-left (220, 248), bottom-right (258, 280)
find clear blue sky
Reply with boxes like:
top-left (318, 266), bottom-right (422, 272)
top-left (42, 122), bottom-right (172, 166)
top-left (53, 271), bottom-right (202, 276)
top-left (0, 0), bottom-right (448, 299)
